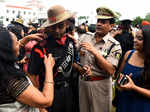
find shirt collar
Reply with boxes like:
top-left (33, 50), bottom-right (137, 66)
top-left (93, 33), bottom-right (111, 44)
top-left (103, 33), bottom-right (111, 43)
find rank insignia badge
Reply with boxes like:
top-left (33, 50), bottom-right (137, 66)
top-left (115, 52), bottom-right (121, 59)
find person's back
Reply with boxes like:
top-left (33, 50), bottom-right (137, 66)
top-left (114, 31), bottom-right (133, 56)
top-left (114, 19), bottom-right (134, 56)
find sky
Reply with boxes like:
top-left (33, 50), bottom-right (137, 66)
top-left (5, 0), bottom-right (150, 20)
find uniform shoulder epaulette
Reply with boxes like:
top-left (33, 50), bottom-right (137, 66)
top-left (109, 36), bottom-right (120, 45)
top-left (86, 32), bottom-right (94, 36)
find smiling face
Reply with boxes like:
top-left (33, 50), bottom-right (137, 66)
top-left (10, 32), bottom-right (20, 57)
top-left (134, 30), bottom-right (144, 52)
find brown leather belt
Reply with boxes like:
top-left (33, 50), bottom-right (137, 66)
top-left (81, 75), bottom-right (106, 81)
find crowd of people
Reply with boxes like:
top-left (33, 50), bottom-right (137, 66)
top-left (0, 4), bottom-right (150, 112)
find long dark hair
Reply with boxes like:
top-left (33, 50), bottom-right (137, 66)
top-left (0, 28), bottom-right (25, 81)
top-left (140, 25), bottom-right (150, 88)
top-left (7, 24), bottom-right (23, 40)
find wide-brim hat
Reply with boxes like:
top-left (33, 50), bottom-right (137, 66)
top-left (96, 7), bottom-right (118, 19)
top-left (41, 5), bottom-right (74, 28)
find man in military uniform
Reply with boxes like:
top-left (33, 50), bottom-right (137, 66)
top-left (79, 7), bottom-right (122, 112)
top-left (28, 5), bottom-right (78, 112)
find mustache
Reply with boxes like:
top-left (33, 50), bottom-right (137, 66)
top-left (96, 26), bottom-right (103, 30)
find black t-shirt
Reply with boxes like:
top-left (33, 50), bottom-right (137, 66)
top-left (28, 36), bottom-right (78, 89)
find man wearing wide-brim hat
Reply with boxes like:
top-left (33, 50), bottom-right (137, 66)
top-left (79, 7), bottom-right (122, 112)
top-left (28, 5), bottom-right (78, 112)
top-left (40, 6), bottom-right (73, 29)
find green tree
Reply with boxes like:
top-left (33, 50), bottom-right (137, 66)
top-left (115, 12), bottom-right (122, 25)
top-left (77, 16), bottom-right (89, 25)
top-left (144, 13), bottom-right (150, 22)
top-left (132, 16), bottom-right (143, 26)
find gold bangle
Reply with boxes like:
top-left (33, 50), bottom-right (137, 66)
top-left (44, 81), bottom-right (54, 84)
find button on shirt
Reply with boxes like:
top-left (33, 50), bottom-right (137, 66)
top-left (79, 33), bottom-right (122, 77)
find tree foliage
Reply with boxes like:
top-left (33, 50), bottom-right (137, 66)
top-left (78, 16), bottom-right (89, 21)
top-left (132, 16), bottom-right (144, 26)
top-left (144, 13), bottom-right (150, 22)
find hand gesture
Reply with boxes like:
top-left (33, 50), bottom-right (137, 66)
top-left (19, 33), bottom-right (47, 47)
top-left (25, 33), bottom-right (47, 41)
top-left (82, 65), bottom-right (92, 76)
top-left (80, 42), bottom-right (97, 54)
top-left (67, 33), bottom-right (78, 45)
top-left (17, 56), bottom-right (29, 64)
top-left (44, 54), bottom-right (55, 70)
top-left (120, 74), bottom-right (135, 90)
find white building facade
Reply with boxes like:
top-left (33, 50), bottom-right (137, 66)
top-left (0, 1), bottom-right (47, 26)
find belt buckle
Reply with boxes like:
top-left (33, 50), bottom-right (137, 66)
top-left (81, 74), bottom-right (89, 81)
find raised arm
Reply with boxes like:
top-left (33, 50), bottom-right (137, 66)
top-left (17, 54), bottom-right (55, 108)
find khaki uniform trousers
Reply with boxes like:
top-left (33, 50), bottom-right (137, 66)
top-left (79, 77), bottom-right (112, 112)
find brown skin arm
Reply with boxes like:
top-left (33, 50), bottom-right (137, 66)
top-left (120, 75), bottom-right (150, 98)
top-left (27, 74), bottom-right (39, 88)
top-left (81, 42), bottom-right (115, 75)
top-left (17, 84), bottom-right (53, 108)
top-left (73, 62), bottom-right (87, 75)
top-left (19, 33), bottom-right (45, 48)
top-left (17, 54), bottom-right (54, 108)
top-left (118, 50), bottom-right (132, 73)
top-left (40, 108), bottom-right (48, 112)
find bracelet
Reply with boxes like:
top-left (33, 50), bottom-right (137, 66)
top-left (44, 81), bottom-right (54, 85)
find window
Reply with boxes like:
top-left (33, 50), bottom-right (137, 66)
top-left (6, 10), bottom-right (9, 13)
top-left (12, 10), bottom-right (15, 14)
top-left (6, 18), bottom-right (9, 21)
top-left (18, 11), bottom-right (21, 14)
top-left (0, 16), bottom-right (4, 19)
top-left (24, 11), bottom-right (26, 15)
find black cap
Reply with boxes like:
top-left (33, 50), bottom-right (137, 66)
top-left (121, 19), bottom-right (132, 25)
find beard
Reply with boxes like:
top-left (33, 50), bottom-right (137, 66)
top-left (47, 32), bottom-right (65, 39)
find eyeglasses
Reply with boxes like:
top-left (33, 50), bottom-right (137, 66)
top-left (51, 22), bottom-right (65, 29)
